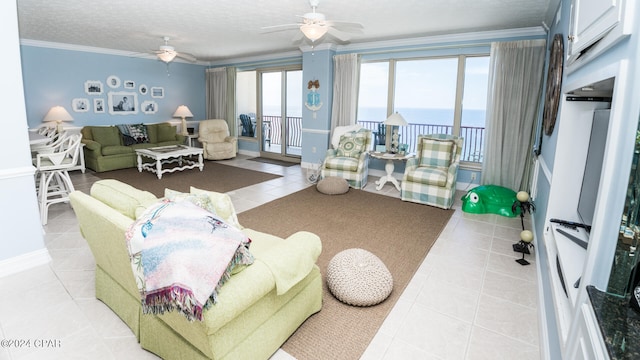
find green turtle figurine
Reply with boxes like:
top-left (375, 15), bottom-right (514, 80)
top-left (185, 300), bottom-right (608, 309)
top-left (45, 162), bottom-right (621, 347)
top-left (461, 185), bottom-right (519, 217)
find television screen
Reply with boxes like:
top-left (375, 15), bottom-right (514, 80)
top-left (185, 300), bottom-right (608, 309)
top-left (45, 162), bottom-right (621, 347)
top-left (577, 109), bottom-right (611, 231)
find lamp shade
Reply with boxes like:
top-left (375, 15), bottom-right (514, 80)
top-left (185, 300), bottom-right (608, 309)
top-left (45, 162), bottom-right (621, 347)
top-left (43, 106), bottom-right (73, 123)
top-left (300, 23), bottom-right (328, 42)
top-left (384, 112), bottom-right (407, 126)
top-left (173, 105), bottom-right (193, 118)
top-left (173, 105), bottom-right (193, 136)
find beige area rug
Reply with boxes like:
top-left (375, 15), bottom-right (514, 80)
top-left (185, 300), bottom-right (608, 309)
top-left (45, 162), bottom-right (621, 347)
top-left (94, 161), bottom-right (281, 197)
top-left (238, 187), bottom-right (454, 360)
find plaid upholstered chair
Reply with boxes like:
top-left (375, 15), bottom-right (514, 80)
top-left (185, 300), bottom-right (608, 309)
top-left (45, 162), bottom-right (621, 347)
top-left (320, 125), bottom-right (373, 189)
top-left (401, 134), bottom-right (463, 209)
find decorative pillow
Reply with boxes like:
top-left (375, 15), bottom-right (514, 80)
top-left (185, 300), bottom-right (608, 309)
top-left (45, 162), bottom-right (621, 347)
top-left (419, 138), bottom-right (455, 168)
top-left (336, 131), bottom-right (367, 158)
top-left (190, 186), bottom-right (243, 230)
top-left (125, 124), bottom-right (149, 143)
top-left (164, 188), bottom-right (217, 215)
top-left (122, 134), bottom-right (137, 146)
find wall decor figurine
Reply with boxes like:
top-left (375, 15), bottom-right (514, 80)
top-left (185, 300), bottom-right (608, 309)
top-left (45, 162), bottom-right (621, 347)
top-left (305, 79), bottom-right (322, 119)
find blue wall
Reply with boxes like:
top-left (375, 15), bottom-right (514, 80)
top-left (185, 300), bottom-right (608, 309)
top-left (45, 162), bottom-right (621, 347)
top-left (20, 45), bottom-right (207, 129)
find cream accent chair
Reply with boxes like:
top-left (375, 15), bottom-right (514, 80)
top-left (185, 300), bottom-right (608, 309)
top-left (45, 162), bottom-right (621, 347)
top-left (198, 119), bottom-right (237, 160)
top-left (401, 134), bottom-right (463, 209)
top-left (320, 125), bottom-right (372, 189)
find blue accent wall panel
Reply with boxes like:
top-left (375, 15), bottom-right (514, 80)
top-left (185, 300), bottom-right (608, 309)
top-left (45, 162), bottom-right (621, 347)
top-left (20, 46), bottom-right (207, 128)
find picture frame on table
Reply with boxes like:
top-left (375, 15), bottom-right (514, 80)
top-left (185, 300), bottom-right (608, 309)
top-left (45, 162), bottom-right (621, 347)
top-left (107, 75), bottom-right (120, 88)
top-left (151, 87), bottom-right (164, 98)
top-left (124, 80), bottom-right (135, 89)
top-left (141, 100), bottom-right (158, 114)
top-left (84, 80), bottom-right (103, 95)
top-left (94, 98), bottom-right (105, 113)
top-left (72, 98), bottom-right (89, 112)
top-left (108, 91), bottom-right (138, 115)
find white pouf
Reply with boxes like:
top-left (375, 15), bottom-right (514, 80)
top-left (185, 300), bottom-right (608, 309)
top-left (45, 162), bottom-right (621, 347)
top-left (326, 248), bottom-right (393, 306)
top-left (316, 176), bottom-right (349, 195)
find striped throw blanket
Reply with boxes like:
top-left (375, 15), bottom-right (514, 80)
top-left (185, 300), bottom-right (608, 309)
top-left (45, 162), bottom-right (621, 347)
top-left (125, 199), bottom-right (254, 321)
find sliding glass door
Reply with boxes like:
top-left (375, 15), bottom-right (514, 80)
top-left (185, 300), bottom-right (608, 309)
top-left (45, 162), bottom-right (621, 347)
top-left (259, 67), bottom-right (302, 160)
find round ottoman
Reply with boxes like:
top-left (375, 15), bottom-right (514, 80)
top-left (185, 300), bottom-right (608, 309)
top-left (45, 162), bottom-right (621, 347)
top-left (326, 248), bottom-right (393, 306)
top-left (316, 176), bottom-right (349, 195)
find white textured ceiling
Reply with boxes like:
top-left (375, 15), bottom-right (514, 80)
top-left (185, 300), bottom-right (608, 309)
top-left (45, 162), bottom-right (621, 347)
top-left (16, 0), bottom-right (558, 62)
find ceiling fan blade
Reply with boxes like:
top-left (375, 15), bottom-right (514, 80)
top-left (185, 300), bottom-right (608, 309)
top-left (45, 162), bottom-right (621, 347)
top-left (325, 20), bottom-right (364, 33)
top-left (260, 24), bottom-right (300, 33)
top-left (291, 30), bottom-right (305, 43)
top-left (327, 27), bottom-right (351, 43)
top-left (176, 52), bottom-right (197, 62)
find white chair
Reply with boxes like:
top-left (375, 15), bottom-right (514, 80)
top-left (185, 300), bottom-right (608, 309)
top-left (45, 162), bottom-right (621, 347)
top-left (320, 125), bottom-right (373, 189)
top-left (33, 133), bottom-right (83, 224)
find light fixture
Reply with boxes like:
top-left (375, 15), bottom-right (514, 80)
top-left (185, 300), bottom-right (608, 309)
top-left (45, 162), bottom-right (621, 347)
top-left (300, 23), bottom-right (329, 42)
top-left (157, 50), bottom-right (177, 63)
top-left (384, 112), bottom-right (407, 153)
top-left (43, 106), bottom-right (73, 133)
top-left (173, 105), bottom-right (193, 136)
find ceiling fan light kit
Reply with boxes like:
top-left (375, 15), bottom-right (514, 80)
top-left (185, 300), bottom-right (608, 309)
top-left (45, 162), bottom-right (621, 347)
top-left (300, 23), bottom-right (329, 42)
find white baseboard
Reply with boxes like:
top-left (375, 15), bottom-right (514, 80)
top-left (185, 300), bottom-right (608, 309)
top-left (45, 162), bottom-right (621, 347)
top-left (0, 249), bottom-right (51, 278)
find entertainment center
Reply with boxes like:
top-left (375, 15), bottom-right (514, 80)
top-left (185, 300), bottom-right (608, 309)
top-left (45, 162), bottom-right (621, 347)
top-left (536, 1), bottom-right (639, 358)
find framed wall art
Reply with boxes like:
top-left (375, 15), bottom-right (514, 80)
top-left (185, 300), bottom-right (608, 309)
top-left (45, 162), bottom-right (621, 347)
top-left (141, 100), bottom-right (158, 114)
top-left (94, 98), bottom-right (105, 113)
top-left (139, 84), bottom-right (148, 95)
top-left (107, 75), bottom-right (121, 88)
top-left (72, 98), bottom-right (89, 112)
top-left (84, 80), bottom-right (104, 95)
top-left (108, 91), bottom-right (138, 115)
top-left (124, 80), bottom-right (136, 89)
top-left (151, 87), bottom-right (165, 98)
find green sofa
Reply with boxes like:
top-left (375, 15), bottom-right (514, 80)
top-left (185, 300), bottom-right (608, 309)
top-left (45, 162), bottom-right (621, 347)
top-left (80, 123), bottom-right (186, 172)
top-left (69, 179), bottom-right (323, 359)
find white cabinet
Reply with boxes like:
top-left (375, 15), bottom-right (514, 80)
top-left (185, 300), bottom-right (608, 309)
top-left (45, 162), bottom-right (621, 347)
top-left (567, 0), bottom-right (634, 67)
top-left (567, 303), bottom-right (609, 360)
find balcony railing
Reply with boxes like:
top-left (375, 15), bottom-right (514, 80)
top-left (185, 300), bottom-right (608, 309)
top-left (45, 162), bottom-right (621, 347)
top-left (262, 115), bottom-right (303, 147)
top-left (358, 120), bottom-right (485, 163)
top-left (254, 116), bottom-right (485, 163)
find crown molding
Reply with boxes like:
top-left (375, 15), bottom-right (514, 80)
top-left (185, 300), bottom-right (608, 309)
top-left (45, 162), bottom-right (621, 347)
top-left (20, 39), bottom-right (209, 65)
top-left (337, 27), bottom-right (547, 53)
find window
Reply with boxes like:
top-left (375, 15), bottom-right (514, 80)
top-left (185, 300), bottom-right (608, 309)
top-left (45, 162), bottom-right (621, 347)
top-left (357, 55), bottom-right (489, 164)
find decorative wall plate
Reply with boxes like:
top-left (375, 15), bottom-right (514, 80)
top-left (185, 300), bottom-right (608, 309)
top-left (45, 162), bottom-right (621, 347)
top-left (107, 75), bottom-right (121, 89)
top-left (543, 34), bottom-right (564, 136)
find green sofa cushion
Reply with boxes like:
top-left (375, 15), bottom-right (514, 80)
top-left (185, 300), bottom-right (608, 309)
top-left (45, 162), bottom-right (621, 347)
top-left (92, 126), bottom-right (122, 147)
top-left (157, 125), bottom-right (178, 142)
top-left (102, 145), bottom-right (135, 156)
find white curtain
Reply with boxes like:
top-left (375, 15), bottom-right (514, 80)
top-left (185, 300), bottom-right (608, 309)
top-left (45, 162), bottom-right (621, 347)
top-left (481, 40), bottom-right (546, 192)
top-left (330, 54), bottom-right (360, 131)
top-left (205, 67), bottom-right (236, 135)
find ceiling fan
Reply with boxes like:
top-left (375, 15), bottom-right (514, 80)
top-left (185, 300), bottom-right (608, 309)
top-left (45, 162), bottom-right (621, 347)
top-left (261, 0), bottom-right (363, 43)
top-left (153, 37), bottom-right (197, 63)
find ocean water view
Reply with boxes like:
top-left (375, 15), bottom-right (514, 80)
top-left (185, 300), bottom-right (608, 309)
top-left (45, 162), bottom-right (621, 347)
top-left (357, 107), bottom-right (486, 128)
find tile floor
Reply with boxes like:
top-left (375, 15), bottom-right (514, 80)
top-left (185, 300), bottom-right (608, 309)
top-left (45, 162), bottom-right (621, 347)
top-left (0, 155), bottom-right (540, 359)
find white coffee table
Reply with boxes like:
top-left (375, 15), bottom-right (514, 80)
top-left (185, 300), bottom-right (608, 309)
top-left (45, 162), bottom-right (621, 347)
top-left (135, 145), bottom-right (204, 179)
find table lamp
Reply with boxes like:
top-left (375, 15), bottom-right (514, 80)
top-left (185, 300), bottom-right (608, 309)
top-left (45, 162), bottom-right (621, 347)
top-left (43, 106), bottom-right (73, 133)
top-left (384, 112), bottom-right (407, 153)
top-left (173, 105), bottom-right (193, 136)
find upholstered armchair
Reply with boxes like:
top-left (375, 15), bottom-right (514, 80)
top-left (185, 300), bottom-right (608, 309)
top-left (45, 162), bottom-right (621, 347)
top-left (198, 119), bottom-right (237, 160)
top-left (401, 134), bottom-right (463, 209)
top-left (320, 125), bottom-right (373, 189)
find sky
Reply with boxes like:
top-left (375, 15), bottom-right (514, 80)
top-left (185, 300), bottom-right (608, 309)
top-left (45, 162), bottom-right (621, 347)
top-left (358, 56), bottom-right (489, 110)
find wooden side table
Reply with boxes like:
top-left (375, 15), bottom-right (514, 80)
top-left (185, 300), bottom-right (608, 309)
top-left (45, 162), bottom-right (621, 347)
top-left (369, 152), bottom-right (413, 191)
top-left (185, 133), bottom-right (199, 147)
